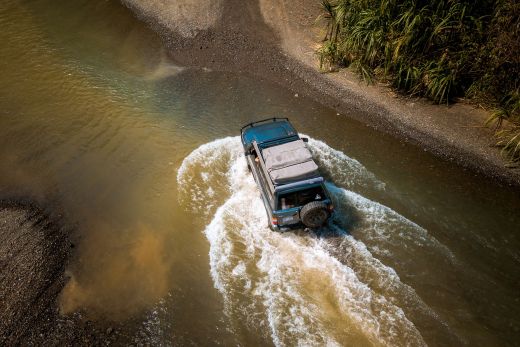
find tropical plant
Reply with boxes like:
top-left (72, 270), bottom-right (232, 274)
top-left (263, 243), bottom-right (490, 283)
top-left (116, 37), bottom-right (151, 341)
top-left (317, 0), bottom-right (520, 162)
top-left (487, 92), bottom-right (520, 164)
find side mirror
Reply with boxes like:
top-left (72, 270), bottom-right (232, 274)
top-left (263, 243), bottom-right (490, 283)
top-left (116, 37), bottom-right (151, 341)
top-left (301, 137), bottom-right (309, 142)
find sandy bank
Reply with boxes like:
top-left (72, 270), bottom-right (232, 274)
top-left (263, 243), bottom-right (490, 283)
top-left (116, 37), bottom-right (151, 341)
top-left (123, 0), bottom-right (520, 188)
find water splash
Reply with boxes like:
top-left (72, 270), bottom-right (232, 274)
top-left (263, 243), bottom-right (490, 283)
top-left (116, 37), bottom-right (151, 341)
top-left (177, 137), bottom-right (242, 216)
top-left (177, 136), bottom-right (451, 345)
top-left (305, 135), bottom-right (385, 191)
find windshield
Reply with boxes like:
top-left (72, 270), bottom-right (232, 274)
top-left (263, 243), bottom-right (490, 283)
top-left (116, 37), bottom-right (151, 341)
top-left (277, 186), bottom-right (326, 210)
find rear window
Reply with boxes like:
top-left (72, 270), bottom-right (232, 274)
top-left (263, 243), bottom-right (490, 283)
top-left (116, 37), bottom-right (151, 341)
top-left (278, 186), bottom-right (326, 210)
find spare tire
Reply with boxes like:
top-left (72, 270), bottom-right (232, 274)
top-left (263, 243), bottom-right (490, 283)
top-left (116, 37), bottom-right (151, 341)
top-left (300, 201), bottom-right (329, 228)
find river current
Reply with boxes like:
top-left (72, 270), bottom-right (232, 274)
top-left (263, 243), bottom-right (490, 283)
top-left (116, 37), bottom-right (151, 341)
top-left (1, 0), bottom-right (519, 345)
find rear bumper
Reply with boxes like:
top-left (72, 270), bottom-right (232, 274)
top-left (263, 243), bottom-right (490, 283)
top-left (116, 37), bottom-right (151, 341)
top-left (271, 212), bottom-right (334, 231)
top-left (270, 220), bottom-right (303, 231)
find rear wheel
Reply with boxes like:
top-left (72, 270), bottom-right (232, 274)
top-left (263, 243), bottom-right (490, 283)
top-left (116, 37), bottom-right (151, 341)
top-left (300, 201), bottom-right (329, 228)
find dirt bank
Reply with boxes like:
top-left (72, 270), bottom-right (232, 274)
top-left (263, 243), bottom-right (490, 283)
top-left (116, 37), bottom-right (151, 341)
top-left (0, 201), bottom-right (121, 345)
top-left (124, 0), bottom-right (520, 188)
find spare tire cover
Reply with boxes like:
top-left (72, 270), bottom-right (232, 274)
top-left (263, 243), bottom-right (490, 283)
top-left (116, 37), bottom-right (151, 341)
top-left (300, 201), bottom-right (329, 228)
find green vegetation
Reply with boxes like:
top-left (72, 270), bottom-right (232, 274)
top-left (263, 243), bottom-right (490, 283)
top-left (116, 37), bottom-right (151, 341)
top-left (318, 0), bottom-right (519, 164)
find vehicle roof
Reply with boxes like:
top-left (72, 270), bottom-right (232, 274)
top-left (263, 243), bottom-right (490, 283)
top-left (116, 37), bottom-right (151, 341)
top-left (242, 119), bottom-right (298, 146)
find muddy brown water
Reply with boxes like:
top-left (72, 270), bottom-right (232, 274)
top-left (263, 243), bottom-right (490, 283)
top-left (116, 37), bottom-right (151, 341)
top-left (1, 0), bottom-right (519, 345)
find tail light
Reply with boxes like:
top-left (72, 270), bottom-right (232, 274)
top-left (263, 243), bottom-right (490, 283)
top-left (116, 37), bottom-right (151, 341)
top-left (271, 217), bottom-right (278, 225)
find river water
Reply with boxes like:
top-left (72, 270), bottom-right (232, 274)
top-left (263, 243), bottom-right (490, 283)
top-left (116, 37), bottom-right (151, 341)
top-left (1, 0), bottom-right (519, 345)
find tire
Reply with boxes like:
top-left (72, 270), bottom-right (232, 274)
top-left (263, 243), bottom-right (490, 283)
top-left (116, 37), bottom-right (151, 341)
top-left (300, 201), bottom-right (329, 228)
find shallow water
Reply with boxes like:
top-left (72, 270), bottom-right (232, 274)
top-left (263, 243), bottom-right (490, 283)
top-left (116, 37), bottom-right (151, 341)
top-left (1, 0), bottom-right (519, 345)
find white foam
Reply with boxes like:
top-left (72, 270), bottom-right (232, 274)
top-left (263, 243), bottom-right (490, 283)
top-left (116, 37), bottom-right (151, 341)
top-left (326, 183), bottom-right (455, 260)
top-left (177, 136), bottom-right (434, 346)
top-left (204, 162), bottom-right (424, 346)
top-left (304, 135), bottom-right (385, 191)
top-left (177, 136), bottom-right (242, 215)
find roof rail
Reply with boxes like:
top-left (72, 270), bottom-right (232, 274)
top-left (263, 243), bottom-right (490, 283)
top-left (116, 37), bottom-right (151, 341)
top-left (240, 117), bottom-right (289, 134)
top-left (252, 140), bottom-right (276, 194)
top-left (274, 177), bottom-right (324, 193)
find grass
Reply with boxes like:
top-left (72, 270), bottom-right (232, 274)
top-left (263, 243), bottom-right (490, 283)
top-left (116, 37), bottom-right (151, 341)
top-left (487, 92), bottom-right (520, 165)
top-left (317, 0), bottom-right (520, 164)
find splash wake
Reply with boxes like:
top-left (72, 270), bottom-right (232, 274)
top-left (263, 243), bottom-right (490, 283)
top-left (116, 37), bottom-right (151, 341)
top-left (177, 136), bottom-right (456, 346)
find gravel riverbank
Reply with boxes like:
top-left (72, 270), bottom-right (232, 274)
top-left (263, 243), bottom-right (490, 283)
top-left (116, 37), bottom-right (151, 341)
top-left (0, 201), bottom-right (70, 343)
top-left (0, 201), bottom-right (120, 345)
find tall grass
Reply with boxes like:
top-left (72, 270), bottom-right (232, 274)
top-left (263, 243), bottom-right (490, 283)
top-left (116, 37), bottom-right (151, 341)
top-left (318, 0), bottom-right (520, 163)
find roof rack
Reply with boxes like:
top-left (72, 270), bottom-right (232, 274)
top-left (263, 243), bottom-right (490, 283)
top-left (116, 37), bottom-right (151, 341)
top-left (240, 117), bottom-right (289, 134)
top-left (274, 177), bottom-right (324, 193)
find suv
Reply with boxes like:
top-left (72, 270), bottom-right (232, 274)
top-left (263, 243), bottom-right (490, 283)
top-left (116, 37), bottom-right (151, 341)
top-left (240, 118), bottom-right (334, 231)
